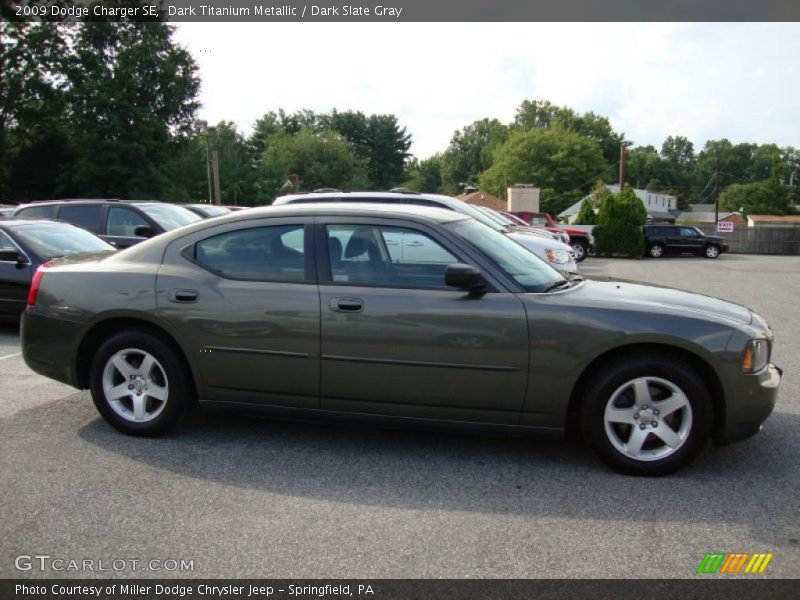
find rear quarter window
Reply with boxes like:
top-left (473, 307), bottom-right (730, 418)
top-left (16, 205), bottom-right (56, 219)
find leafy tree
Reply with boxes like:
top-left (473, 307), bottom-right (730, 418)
top-left (661, 136), bottom-right (695, 170)
top-left (540, 188), bottom-right (583, 218)
top-left (402, 155), bottom-right (443, 193)
top-left (0, 22), bottom-right (71, 200)
top-left (249, 109), bottom-right (322, 156)
top-left (325, 110), bottom-right (411, 189)
top-left (720, 178), bottom-right (796, 215)
top-left (593, 187), bottom-right (647, 257)
top-left (478, 127), bottom-right (607, 199)
top-left (259, 128), bottom-right (369, 200)
top-left (575, 198), bottom-right (596, 225)
top-left (513, 99), bottom-right (624, 164)
top-left (65, 21), bottom-right (200, 198)
top-left (162, 121), bottom-right (258, 204)
top-left (440, 118), bottom-right (509, 194)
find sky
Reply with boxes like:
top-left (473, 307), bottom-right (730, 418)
top-left (172, 22), bottom-right (800, 158)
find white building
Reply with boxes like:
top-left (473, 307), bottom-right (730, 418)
top-left (559, 185), bottom-right (680, 224)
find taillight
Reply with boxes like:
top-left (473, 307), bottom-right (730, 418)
top-left (27, 263), bottom-right (50, 307)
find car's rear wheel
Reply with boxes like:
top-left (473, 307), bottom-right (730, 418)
top-left (580, 354), bottom-right (712, 475)
top-left (90, 330), bottom-right (193, 436)
top-left (705, 245), bottom-right (720, 259)
top-left (571, 240), bottom-right (588, 262)
top-left (649, 243), bottom-right (664, 258)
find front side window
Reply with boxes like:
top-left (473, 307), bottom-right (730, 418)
top-left (194, 225), bottom-right (306, 282)
top-left (448, 218), bottom-right (564, 292)
top-left (327, 224), bottom-right (457, 288)
top-left (107, 206), bottom-right (150, 237)
top-left (136, 203), bottom-right (202, 231)
top-left (0, 231), bottom-right (16, 252)
top-left (57, 205), bottom-right (104, 233)
top-left (680, 227), bottom-right (698, 238)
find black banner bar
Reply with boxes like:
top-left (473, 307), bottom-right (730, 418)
top-left (3, 580), bottom-right (800, 600)
top-left (5, 0), bottom-right (800, 22)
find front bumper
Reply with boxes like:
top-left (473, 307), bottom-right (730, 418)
top-left (716, 363), bottom-right (781, 445)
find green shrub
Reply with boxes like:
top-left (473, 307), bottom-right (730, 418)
top-left (575, 199), bottom-right (596, 224)
top-left (593, 187), bottom-right (647, 257)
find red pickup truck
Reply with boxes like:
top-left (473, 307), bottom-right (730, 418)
top-left (509, 211), bottom-right (592, 262)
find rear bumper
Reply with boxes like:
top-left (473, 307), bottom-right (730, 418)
top-left (21, 309), bottom-right (83, 388)
top-left (716, 363), bottom-right (780, 445)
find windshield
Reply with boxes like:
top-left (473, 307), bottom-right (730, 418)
top-left (451, 201), bottom-right (506, 232)
top-left (448, 218), bottom-right (566, 292)
top-left (14, 223), bottom-right (115, 259)
top-left (137, 203), bottom-right (202, 230)
top-left (194, 205), bottom-right (230, 217)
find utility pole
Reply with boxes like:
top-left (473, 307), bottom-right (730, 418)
top-left (212, 151), bottom-right (222, 206)
top-left (619, 143), bottom-right (628, 190)
top-left (714, 153), bottom-right (720, 232)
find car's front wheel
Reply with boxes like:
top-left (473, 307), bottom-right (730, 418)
top-left (580, 354), bottom-right (712, 475)
top-left (90, 330), bottom-right (193, 436)
top-left (648, 243), bottom-right (664, 258)
top-left (705, 244), bottom-right (721, 259)
top-left (571, 240), bottom-right (588, 262)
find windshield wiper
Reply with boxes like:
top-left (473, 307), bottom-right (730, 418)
top-left (542, 279), bottom-right (572, 293)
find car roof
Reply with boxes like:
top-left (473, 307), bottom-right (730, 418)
top-left (14, 199), bottom-right (168, 208)
top-left (273, 190), bottom-right (463, 208)
top-left (244, 202), bottom-right (467, 223)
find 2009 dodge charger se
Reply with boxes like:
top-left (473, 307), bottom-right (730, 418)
top-left (21, 203), bottom-right (781, 475)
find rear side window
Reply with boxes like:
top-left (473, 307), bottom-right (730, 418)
top-left (107, 206), bottom-right (150, 237)
top-left (16, 205), bottom-right (55, 219)
top-left (193, 225), bottom-right (306, 282)
top-left (57, 205), bottom-right (103, 233)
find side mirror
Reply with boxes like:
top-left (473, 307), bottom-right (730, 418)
top-left (133, 225), bottom-right (155, 238)
top-left (445, 263), bottom-right (484, 290)
top-left (0, 250), bottom-right (27, 266)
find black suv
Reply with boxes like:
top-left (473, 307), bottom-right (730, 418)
top-left (13, 200), bottom-right (201, 248)
top-left (644, 224), bottom-right (728, 259)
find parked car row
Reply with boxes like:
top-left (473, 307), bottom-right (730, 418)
top-left (19, 200), bottom-right (780, 476)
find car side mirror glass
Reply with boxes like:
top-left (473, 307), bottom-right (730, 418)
top-left (445, 263), bottom-right (484, 290)
top-left (133, 225), bottom-right (155, 238)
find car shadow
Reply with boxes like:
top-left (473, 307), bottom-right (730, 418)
top-left (68, 400), bottom-right (800, 532)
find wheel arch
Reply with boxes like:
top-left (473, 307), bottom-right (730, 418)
top-left (75, 316), bottom-right (198, 399)
top-left (565, 342), bottom-right (725, 439)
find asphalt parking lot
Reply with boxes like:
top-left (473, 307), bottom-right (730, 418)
top-left (1, 253), bottom-right (798, 579)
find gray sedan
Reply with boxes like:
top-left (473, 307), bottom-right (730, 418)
top-left (21, 203), bottom-right (780, 475)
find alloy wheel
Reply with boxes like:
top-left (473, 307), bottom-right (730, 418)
top-left (603, 376), bottom-right (693, 461)
top-left (102, 348), bottom-right (169, 423)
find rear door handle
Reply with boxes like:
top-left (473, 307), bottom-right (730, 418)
top-left (168, 289), bottom-right (199, 303)
top-left (330, 297), bottom-right (364, 312)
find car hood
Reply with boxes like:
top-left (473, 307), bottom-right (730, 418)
top-left (508, 231), bottom-right (571, 251)
top-left (570, 279), bottom-right (752, 325)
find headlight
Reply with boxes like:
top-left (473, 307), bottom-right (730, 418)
top-left (545, 249), bottom-right (571, 264)
top-left (741, 339), bottom-right (770, 373)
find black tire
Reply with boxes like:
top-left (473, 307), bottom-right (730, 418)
top-left (571, 240), bottom-right (588, 262)
top-left (648, 243), bottom-right (664, 258)
top-left (89, 329), bottom-right (193, 436)
top-left (704, 244), bottom-right (721, 259)
top-left (579, 353), bottom-right (712, 475)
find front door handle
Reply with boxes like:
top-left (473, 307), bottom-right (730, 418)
top-left (168, 289), bottom-right (199, 303)
top-left (330, 297), bottom-right (364, 312)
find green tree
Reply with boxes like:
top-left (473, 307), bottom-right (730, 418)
top-left (593, 187), bottom-right (647, 257)
top-left (478, 127), bottom-right (608, 199)
top-left (65, 21), bottom-right (200, 198)
top-left (575, 198), bottom-right (596, 225)
top-left (402, 155), bottom-right (443, 193)
top-left (0, 22), bottom-right (71, 200)
top-left (513, 100), bottom-right (624, 164)
top-left (259, 128), bottom-right (369, 200)
top-left (440, 118), bottom-right (509, 194)
top-left (325, 110), bottom-right (412, 189)
top-left (720, 178), bottom-right (796, 215)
